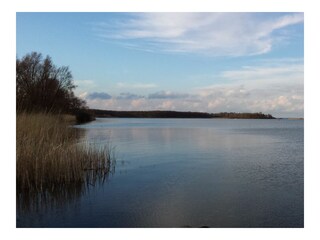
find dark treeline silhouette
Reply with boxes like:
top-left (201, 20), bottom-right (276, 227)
top-left (91, 109), bottom-right (275, 119)
top-left (212, 112), bottom-right (275, 119)
top-left (16, 52), bottom-right (86, 114)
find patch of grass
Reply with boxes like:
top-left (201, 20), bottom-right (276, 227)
top-left (16, 113), bottom-right (114, 210)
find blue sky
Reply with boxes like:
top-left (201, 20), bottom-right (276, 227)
top-left (16, 12), bottom-right (304, 117)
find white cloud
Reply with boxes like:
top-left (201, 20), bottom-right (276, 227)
top-left (78, 91), bottom-right (88, 99)
top-left (198, 60), bottom-right (303, 95)
top-left (131, 99), bottom-right (147, 108)
top-left (194, 60), bottom-right (303, 116)
top-left (159, 100), bottom-right (175, 110)
top-left (95, 13), bottom-right (303, 56)
top-left (148, 91), bottom-right (190, 99)
top-left (221, 64), bottom-right (303, 85)
top-left (116, 82), bottom-right (157, 89)
top-left (269, 13), bottom-right (304, 30)
top-left (84, 89), bottom-right (303, 117)
top-left (82, 59), bottom-right (303, 117)
top-left (74, 80), bottom-right (97, 96)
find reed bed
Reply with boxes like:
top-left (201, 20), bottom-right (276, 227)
top-left (16, 113), bottom-right (114, 210)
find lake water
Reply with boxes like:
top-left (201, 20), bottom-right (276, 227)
top-left (17, 118), bottom-right (304, 227)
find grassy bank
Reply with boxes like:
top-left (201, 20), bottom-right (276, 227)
top-left (16, 113), bottom-right (114, 210)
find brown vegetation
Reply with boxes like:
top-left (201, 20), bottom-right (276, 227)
top-left (16, 113), bottom-right (114, 210)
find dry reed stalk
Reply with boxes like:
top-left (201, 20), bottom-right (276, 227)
top-left (16, 113), bottom-right (114, 210)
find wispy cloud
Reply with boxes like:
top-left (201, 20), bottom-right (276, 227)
top-left (196, 59), bottom-right (303, 91)
top-left (221, 65), bottom-right (303, 84)
top-left (94, 13), bottom-right (303, 56)
top-left (148, 91), bottom-right (190, 99)
top-left (116, 82), bottom-right (157, 89)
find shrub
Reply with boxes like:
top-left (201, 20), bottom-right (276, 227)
top-left (75, 110), bottom-right (95, 124)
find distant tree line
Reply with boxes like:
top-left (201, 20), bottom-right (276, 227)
top-left (212, 112), bottom-right (275, 119)
top-left (91, 109), bottom-right (275, 119)
top-left (16, 52), bottom-right (86, 114)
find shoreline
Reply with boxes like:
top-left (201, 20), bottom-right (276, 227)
top-left (90, 109), bottom-right (276, 119)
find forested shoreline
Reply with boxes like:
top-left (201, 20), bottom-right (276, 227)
top-left (91, 109), bottom-right (275, 119)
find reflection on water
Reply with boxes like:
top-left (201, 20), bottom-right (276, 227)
top-left (17, 165), bottom-right (115, 227)
top-left (17, 126), bottom-right (116, 225)
top-left (17, 118), bottom-right (303, 227)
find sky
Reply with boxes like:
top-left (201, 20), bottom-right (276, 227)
top-left (16, 12), bottom-right (304, 117)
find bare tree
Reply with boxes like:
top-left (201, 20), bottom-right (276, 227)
top-left (16, 52), bottom-right (86, 113)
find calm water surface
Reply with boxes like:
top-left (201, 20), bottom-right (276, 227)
top-left (17, 118), bottom-right (304, 227)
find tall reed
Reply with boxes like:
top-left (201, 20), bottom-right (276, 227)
top-left (16, 113), bottom-right (114, 210)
